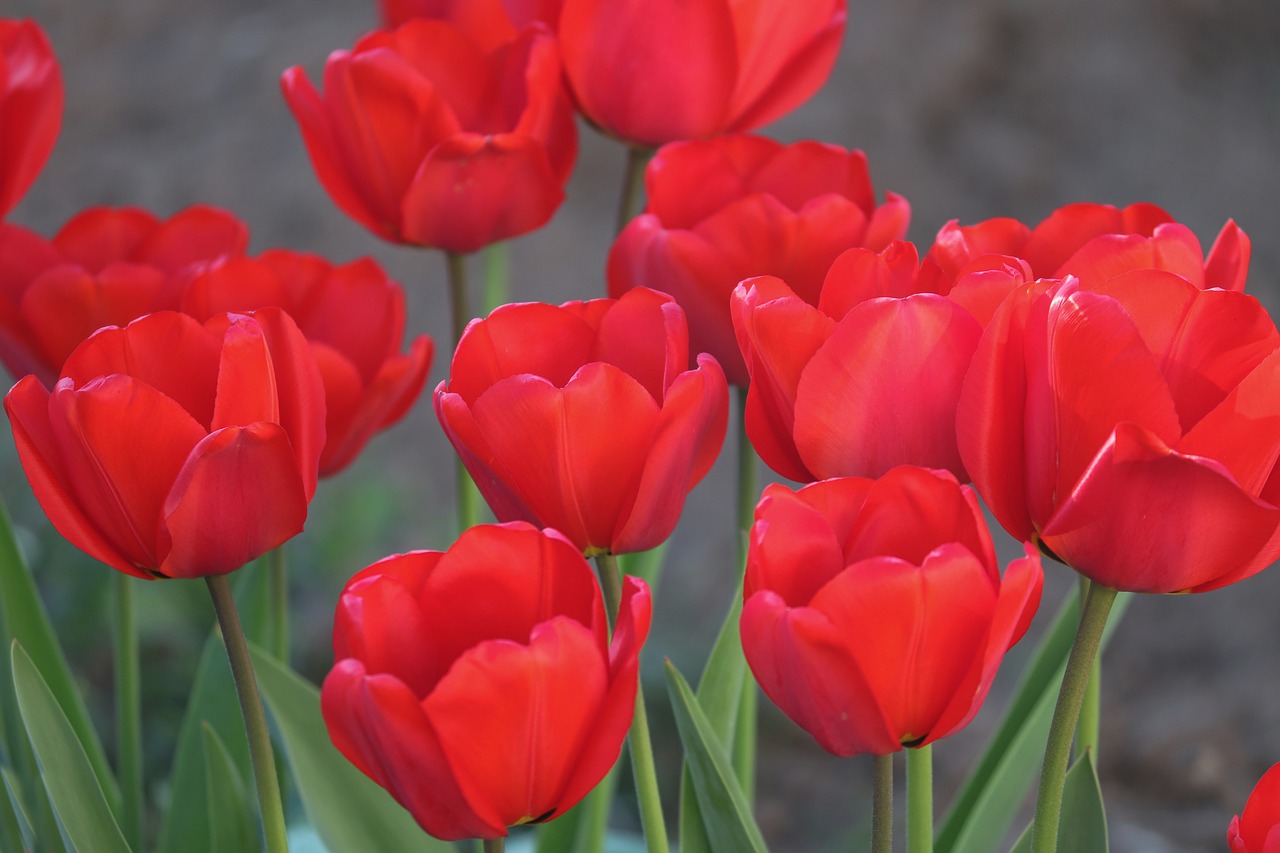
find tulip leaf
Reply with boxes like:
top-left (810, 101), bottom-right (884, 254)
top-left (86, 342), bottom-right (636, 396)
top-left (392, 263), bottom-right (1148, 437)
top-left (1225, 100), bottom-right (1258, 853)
top-left (248, 645), bottom-right (452, 852)
top-left (0, 496), bottom-right (118, 830)
top-left (160, 564), bottom-right (274, 853)
top-left (618, 542), bottom-right (667, 592)
top-left (665, 661), bottom-right (766, 853)
top-left (937, 586), bottom-right (1129, 853)
top-left (11, 641), bottom-right (132, 853)
top-left (1007, 751), bottom-right (1108, 853)
top-left (202, 723), bottom-right (259, 853)
top-left (0, 765), bottom-right (32, 852)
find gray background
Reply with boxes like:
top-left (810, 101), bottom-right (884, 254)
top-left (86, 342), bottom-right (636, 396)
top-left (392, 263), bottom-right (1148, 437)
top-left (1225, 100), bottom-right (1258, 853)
top-left (7, 1), bottom-right (1280, 850)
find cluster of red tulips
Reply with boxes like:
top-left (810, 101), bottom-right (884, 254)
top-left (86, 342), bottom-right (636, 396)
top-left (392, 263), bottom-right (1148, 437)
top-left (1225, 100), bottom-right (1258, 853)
top-left (1, 4), bottom-right (1277, 852)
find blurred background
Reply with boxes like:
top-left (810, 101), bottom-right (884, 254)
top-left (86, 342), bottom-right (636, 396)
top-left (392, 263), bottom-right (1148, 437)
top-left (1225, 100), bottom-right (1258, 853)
top-left (7, 0), bottom-right (1280, 850)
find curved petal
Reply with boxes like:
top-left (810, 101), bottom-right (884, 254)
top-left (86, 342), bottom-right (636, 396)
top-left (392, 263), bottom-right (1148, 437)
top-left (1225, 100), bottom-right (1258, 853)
top-left (595, 287), bottom-right (687, 403)
top-left (133, 205), bottom-right (250, 273)
top-left (0, 21), bottom-right (63, 218)
top-left (1204, 219), bottom-right (1250, 292)
top-left (332, 557), bottom-right (439, 696)
top-left (642, 135), bottom-right (779, 228)
top-left (1237, 763), bottom-right (1280, 852)
top-left (52, 207), bottom-right (160, 272)
top-left (817, 242), bottom-right (921, 320)
top-left (925, 217), bottom-right (1029, 280)
top-left (745, 482), bottom-right (851, 605)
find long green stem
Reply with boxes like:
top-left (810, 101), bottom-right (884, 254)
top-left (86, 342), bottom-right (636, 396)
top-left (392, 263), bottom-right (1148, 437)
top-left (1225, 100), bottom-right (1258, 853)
top-left (113, 574), bottom-right (142, 850)
top-left (1031, 582), bottom-right (1119, 853)
top-left (482, 242), bottom-right (509, 312)
top-left (268, 548), bottom-right (288, 663)
top-left (594, 554), bottom-right (669, 853)
top-left (1074, 576), bottom-right (1100, 760)
top-left (205, 575), bottom-right (289, 853)
top-left (872, 753), bottom-right (893, 853)
top-left (907, 745), bottom-right (933, 853)
top-left (483, 838), bottom-right (505, 853)
top-left (446, 251), bottom-right (480, 533)
top-left (614, 145), bottom-right (653, 234)
top-left (732, 386), bottom-right (758, 802)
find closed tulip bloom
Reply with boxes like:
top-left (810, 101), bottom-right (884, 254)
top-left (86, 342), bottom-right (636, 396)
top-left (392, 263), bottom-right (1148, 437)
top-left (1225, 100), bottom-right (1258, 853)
top-left (282, 19), bottom-right (577, 253)
top-left (609, 135), bottom-right (909, 385)
top-left (1230, 763), bottom-right (1280, 853)
top-left (958, 270), bottom-right (1280, 593)
top-left (731, 242), bottom-right (1029, 481)
top-left (5, 308), bottom-right (325, 579)
top-left (181, 250), bottom-right (433, 475)
top-left (559, 0), bottom-right (846, 146)
top-left (435, 287), bottom-right (728, 555)
top-left (0, 205), bottom-right (249, 384)
top-left (378, 0), bottom-right (559, 43)
top-left (741, 467), bottom-right (1043, 757)
top-left (0, 19), bottom-right (62, 219)
top-left (926, 201), bottom-right (1249, 293)
top-left (322, 522), bottom-right (652, 840)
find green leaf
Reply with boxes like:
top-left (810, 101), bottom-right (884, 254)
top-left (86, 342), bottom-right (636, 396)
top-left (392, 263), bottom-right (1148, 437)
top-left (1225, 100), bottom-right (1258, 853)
top-left (0, 496), bottom-right (117, 828)
top-left (160, 564), bottom-right (274, 853)
top-left (664, 661), bottom-right (766, 853)
top-left (1, 765), bottom-right (32, 852)
top-left (202, 723), bottom-right (259, 853)
top-left (1008, 751), bottom-right (1108, 853)
top-left (618, 543), bottom-right (667, 591)
top-left (11, 642), bottom-right (131, 853)
top-left (248, 645), bottom-right (452, 852)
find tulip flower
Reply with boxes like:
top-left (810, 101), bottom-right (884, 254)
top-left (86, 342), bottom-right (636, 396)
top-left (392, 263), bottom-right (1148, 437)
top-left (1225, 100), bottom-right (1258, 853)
top-left (731, 242), bottom-right (1030, 481)
top-left (0, 205), bottom-right (249, 384)
top-left (609, 135), bottom-right (909, 384)
top-left (281, 18), bottom-right (577, 253)
top-left (5, 308), bottom-right (325, 579)
top-left (958, 271), bottom-right (1280, 593)
top-left (741, 467), bottom-right (1043, 757)
top-left (926, 201), bottom-right (1249, 293)
top-left (0, 19), bottom-right (62, 219)
top-left (559, 0), bottom-right (846, 146)
top-left (434, 286), bottom-right (728, 555)
top-left (181, 250), bottom-right (433, 475)
top-left (378, 0), bottom-right (559, 43)
top-left (322, 522), bottom-right (652, 840)
top-left (1229, 763), bottom-right (1280, 853)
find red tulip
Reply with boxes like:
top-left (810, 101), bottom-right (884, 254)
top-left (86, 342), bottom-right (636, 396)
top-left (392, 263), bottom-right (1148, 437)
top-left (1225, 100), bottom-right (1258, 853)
top-left (181, 250), bottom-right (433, 475)
top-left (322, 522), bottom-right (652, 840)
top-left (731, 242), bottom-right (1030, 481)
top-left (434, 287), bottom-right (728, 555)
top-left (741, 467), bottom-right (1043, 756)
top-left (378, 0), bottom-right (559, 44)
top-left (0, 205), bottom-right (249, 384)
top-left (559, 0), bottom-right (845, 146)
top-left (609, 135), bottom-right (909, 385)
top-left (958, 271), bottom-right (1280, 593)
top-left (0, 19), bottom-right (62, 219)
top-left (926, 201), bottom-right (1249, 293)
top-left (5, 308), bottom-right (325, 579)
top-left (1230, 763), bottom-right (1280, 853)
top-left (282, 18), bottom-right (577, 253)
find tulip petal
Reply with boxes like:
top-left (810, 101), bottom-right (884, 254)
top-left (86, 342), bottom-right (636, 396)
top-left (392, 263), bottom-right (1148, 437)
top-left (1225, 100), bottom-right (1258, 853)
top-left (52, 207), bottom-right (159, 271)
top-left (1019, 203), bottom-right (1135, 277)
top-left (159, 422), bottom-right (309, 578)
top-left (333, 559), bottom-right (439, 697)
top-left (817, 242), bottom-right (921, 320)
top-left (435, 386), bottom-right (542, 526)
top-left (426, 617), bottom-right (608, 827)
top-left (1040, 422), bottom-right (1280, 593)
top-left (745, 482), bottom-right (853, 605)
top-left (0, 21), bottom-right (63, 218)
top-left (595, 287), bottom-right (687, 403)
top-left (794, 294), bottom-right (980, 480)
top-left (643, 136), bottom-right (778, 228)
top-left (132, 205), bottom-right (250, 274)
top-left (1204, 219), bottom-right (1250, 292)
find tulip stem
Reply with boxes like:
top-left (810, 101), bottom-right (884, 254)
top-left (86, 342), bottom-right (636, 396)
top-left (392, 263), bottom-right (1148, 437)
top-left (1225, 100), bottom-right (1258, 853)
top-left (872, 753), bottom-right (893, 853)
top-left (907, 745), bottom-right (933, 853)
top-left (594, 554), bottom-right (669, 853)
top-left (731, 386), bottom-right (758, 803)
top-left (1074, 576), bottom-right (1101, 761)
top-left (113, 574), bottom-right (143, 850)
top-left (482, 242), bottom-right (509, 312)
top-left (1031, 582), bottom-right (1118, 853)
top-left (446, 250), bottom-right (480, 533)
top-left (205, 575), bottom-right (289, 853)
top-left (483, 839), bottom-right (505, 853)
top-left (614, 145), bottom-right (653, 234)
top-left (268, 547), bottom-right (288, 663)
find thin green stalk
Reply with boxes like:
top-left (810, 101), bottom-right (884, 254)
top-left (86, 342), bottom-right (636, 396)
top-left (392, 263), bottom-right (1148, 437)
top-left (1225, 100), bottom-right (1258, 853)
top-left (594, 554), bottom-right (669, 853)
top-left (113, 574), bottom-right (142, 850)
top-left (205, 575), bottom-right (289, 853)
top-left (268, 548), bottom-right (288, 663)
top-left (872, 753), bottom-right (893, 853)
top-left (446, 251), bottom-right (480, 533)
top-left (573, 762), bottom-right (622, 853)
top-left (1031, 582), bottom-right (1119, 853)
top-left (732, 385), bottom-right (758, 803)
top-left (1074, 576), bottom-right (1100, 760)
top-left (907, 745), bottom-right (933, 853)
top-left (483, 838), bottom-right (505, 853)
top-left (614, 145), bottom-right (653, 235)
top-left (482, 242), bottom-right (509, 312)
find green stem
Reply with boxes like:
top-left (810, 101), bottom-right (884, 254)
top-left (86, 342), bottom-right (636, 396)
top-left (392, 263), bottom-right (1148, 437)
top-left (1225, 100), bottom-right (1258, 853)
top-left (732, 385), bottom-right (758, 803)
top-left (268, 548), bottom-right (288, 663)
top-left (446, 251), bottom-right (480, 533)
top-left (572, 762), bottom-right (621, 853)
top-left (113, 574), bottom-right (142, 850)
top-left (1031, 582), bottom-right (1118, 853)
top-left (594, 554), bottom-right (669, 853)
top-left (482, 242), bottom-right (509, 312)
top-left (907, 745), bottom-right (933, 853)
top-left (614, 145), bottom-right (653, 235)
top-left (872, 753), bottom-right (893, 853)
top-left (1074, 576), bottom-right (1100, 761)
top-left (205, 575), bottom-right (289, 853)
top-left (483, 839), bottom-right (505, 853)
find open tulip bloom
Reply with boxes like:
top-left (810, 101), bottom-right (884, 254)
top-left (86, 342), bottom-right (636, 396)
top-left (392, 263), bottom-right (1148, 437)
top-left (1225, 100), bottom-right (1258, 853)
top-left (0, 18), bottom-right (62, 219)
top-left (1230, 762), bottom-right (1280, 853)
